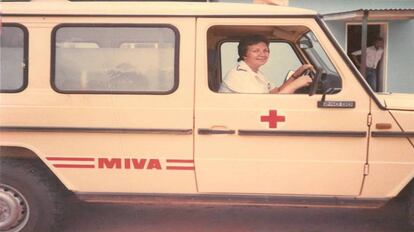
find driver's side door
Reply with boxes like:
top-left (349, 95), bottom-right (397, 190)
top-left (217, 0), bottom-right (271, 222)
top-left (194, 18), bottom-right (369, 196)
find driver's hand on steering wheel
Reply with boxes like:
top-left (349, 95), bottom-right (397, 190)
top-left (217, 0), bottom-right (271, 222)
top-left (292, 64), bottom-right (315, 79)
top-left (291, 75), bottom-right (313, 90)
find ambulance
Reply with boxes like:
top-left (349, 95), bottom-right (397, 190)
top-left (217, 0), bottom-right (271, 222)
top-left (1, 1), bottom-right (414, 231)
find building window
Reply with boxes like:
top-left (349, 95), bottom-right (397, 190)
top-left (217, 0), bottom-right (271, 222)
top-left (52, 25), bottom-right (178, 94)
top-left (1, 25), bottom-right (28, 93)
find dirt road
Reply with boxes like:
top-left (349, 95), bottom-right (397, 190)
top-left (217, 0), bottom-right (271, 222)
top-left (61, 198), bottom-right (411, 232)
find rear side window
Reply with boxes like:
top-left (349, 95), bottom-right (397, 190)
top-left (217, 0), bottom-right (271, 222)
top-left (0, 25), bottom-right (28, 93)
top-left (52, 25), bottom-right (178, 94)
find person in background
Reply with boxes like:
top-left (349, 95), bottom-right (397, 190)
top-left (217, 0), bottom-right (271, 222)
top-left (351, 37), bottom-right (384, 92)
top-left (219, 34), bottom-right (313, 94)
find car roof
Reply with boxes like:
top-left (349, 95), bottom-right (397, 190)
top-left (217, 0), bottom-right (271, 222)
top-left (2, 1), bottom-right (317, 17)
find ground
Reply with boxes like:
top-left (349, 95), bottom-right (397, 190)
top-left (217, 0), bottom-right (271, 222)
top-left (61, 198), bottom-right (411, 232)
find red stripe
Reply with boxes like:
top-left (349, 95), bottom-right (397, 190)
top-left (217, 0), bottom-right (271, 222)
top-left (166, 159), bottom-right (194, 163)
top-left (46, 157), bottom-right (95, 161)
top-left (53, 164), bottom-right (95, 168)
top-left (166, 166), bottom-right (195, 170)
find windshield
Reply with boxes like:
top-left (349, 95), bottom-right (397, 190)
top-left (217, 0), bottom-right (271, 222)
top-left (299, 32), bottom-right (337, 75)
top-left (299, 31), bottom-right (341, 94)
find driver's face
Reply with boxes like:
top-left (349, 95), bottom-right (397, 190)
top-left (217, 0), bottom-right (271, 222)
top-left (243, 42), bottom-right (269, 72)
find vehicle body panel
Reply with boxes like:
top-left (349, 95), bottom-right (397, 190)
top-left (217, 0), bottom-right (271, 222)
top-left (0, 1), bottom-right (413, 202)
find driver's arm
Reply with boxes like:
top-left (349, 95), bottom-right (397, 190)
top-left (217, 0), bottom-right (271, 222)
top-left (269, 64), bottom-right (314, 94)
top-left (291, 64), bottom-right (315, 78)
top-left (271, 76), bottom-right (312, 94)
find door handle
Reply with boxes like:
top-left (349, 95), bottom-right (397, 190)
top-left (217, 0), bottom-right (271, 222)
top-left (198, 128), bottom-right (235, 135)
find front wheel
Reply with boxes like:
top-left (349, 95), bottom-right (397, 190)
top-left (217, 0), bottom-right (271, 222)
top-left (0, 158), bottom-right (65, 232)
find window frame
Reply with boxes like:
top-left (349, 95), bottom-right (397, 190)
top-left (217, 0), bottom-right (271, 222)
top-left (50, 23), bottom-right (180, 95)
top-left (1, 23), bottom-right (29, 93)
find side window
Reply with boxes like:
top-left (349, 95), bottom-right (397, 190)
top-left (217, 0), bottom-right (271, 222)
top-left (221, 42), bottom-right (302, 87)
top-left (52, 25), bottom-right (178, 94)
top-left (0, 25), bottom-right (28, 92)
top-left (208, 25), bottom-right (342, 94)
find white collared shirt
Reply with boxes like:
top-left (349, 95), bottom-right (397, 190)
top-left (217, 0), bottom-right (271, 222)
top-left (352, 46), bottom-right (384, 69)
top-left (219, 61), bottom-right (273, 93)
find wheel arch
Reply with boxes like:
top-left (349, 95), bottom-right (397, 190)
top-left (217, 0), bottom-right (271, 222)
top-left (0, 145), bottom-right (71, 193)
top-left (0, 146), bottom-right (41, 159)
top-left (397, 178), bottom-right (414, 200)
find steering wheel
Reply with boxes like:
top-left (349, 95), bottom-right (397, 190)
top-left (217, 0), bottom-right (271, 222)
top-left (307, 68), bottom-right (322, 96)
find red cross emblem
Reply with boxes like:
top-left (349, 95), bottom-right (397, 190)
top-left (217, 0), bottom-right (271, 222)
top-left (261, 110), bottom-right (285, 128)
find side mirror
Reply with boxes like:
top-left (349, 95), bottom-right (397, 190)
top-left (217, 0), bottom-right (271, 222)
top-left (299, 38), bottom-right (313, 49)
top-left (320, 73), bottom-right (342, 94)
top-left (309, 71), bottom-right (343, 96)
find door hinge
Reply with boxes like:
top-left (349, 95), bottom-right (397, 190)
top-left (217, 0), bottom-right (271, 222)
top-left (367, 113), bottom-right (372, 127)
top-left (364, 163), bottom-right (369, 176)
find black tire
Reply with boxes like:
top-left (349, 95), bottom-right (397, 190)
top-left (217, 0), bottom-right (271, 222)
top-left (0, 158), bottom-right (65, 232)
top-left (407, 184), bottom-right (414, 229)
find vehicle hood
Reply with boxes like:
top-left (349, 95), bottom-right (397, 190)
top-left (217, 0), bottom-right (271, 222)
top-left (376, 93), bottom-right (414, 145)
top-left (376, 93), bottom-right (414, 111)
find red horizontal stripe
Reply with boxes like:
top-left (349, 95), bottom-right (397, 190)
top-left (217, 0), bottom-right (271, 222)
top-left (166, 159), bottom-right (194, 163)
top-left (47, 157), bottom-right (95, 162)
top-left (53, 164), bottom-right (95, 168)
top-left (166, 166), bottom-right (195, 170)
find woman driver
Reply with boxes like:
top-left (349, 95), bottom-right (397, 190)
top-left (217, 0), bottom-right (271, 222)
top-left (219, 34), bottom-right (313, 94)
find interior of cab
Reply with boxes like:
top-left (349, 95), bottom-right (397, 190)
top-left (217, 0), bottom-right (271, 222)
top-left (207, 25), bottom-right (342, 94)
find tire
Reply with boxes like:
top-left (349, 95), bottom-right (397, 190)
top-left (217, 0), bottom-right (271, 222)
top-left (407, 184), bottom-right (414, 229)
top-left (0, 158), bottom-right (65, 232)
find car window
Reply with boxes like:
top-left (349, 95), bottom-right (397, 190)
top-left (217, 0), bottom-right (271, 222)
top-left (1, 25), bottom-right (27, 92)
top-left (53, 25), bottom-right (178, 94)
top-left (221, 41), bottom-right (302, 87)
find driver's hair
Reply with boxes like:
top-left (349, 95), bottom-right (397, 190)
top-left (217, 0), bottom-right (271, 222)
top-left (237, 35), bottom-right (269, 62)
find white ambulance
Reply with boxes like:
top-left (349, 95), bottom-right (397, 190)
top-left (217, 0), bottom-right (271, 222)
top-left (1, 1), bottom-right (414, 231)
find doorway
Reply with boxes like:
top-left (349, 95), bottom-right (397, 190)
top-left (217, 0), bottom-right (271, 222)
top-left (346, 23), bottom-right (387, 91)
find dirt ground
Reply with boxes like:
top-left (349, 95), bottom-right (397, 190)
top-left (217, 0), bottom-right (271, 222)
top-left (61, 198), bottom-right (412, 232)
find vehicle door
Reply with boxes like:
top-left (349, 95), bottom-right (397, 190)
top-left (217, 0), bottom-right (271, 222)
top-left (194, 17), bottom-right (370, 196)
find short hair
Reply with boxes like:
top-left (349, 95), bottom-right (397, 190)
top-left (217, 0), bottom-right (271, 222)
top-left (237, 34), bottom-right (269, 62)
top-left (375, 37), bottom-right (384, 42)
